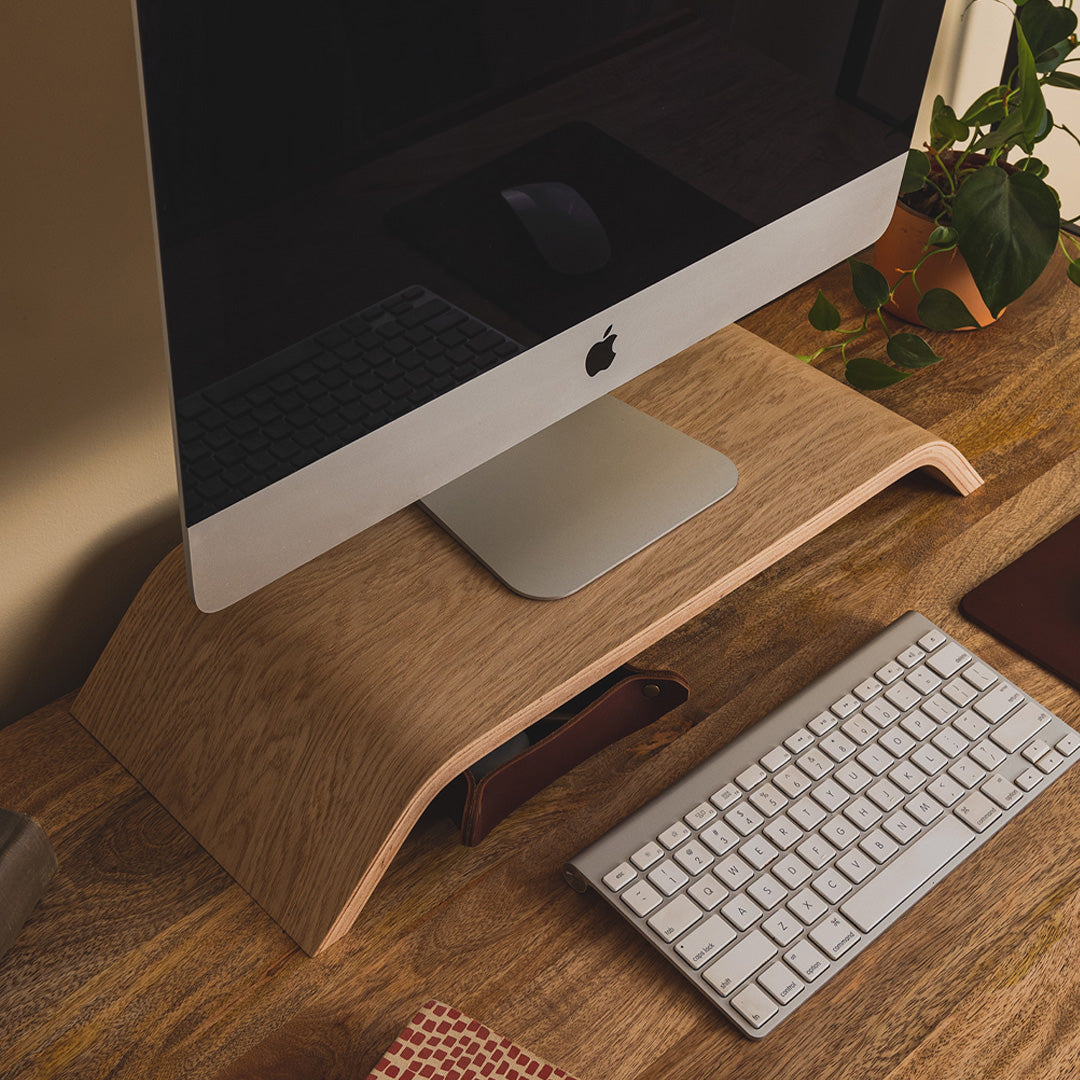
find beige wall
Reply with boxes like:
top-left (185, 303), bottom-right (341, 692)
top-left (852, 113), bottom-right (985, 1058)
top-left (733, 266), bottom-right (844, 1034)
top-left (1, 0), bottom-right (178, 727)
top-left (2, 0), bottom-right (1076, 729)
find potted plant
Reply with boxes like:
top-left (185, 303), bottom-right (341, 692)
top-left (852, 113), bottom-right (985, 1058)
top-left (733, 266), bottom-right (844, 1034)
top-left (805, 0), bottom-right (1080, 390)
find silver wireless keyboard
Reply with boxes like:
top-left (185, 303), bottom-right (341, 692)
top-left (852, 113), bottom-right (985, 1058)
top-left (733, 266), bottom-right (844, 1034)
top-left (564, 611), bottom-right (1080, 1038)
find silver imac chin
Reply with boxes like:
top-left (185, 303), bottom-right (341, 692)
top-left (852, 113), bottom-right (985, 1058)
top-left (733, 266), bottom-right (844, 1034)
top-left (180, 159), bottom-right (903, 612)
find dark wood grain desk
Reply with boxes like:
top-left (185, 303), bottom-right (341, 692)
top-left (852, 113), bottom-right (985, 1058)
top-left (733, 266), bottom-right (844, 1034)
top-left (3, 257), bottom-right (1079, 1080)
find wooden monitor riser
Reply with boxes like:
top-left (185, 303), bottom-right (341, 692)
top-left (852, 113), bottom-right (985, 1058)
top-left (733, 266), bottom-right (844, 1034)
top-left (72, 324), bottom-right (982, 955)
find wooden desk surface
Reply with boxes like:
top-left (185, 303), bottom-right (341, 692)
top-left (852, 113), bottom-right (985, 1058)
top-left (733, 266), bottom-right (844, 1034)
top-left (3, 258), bottom-right (1079, 1080)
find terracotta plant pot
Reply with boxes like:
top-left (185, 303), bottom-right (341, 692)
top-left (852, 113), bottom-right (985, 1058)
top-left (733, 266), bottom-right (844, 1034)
top-left (872, 200), bottom-right (998, 328)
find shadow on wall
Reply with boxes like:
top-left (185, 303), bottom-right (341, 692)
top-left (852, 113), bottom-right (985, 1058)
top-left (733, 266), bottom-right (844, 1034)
top-left (2, 510), bottom-right (180, 730)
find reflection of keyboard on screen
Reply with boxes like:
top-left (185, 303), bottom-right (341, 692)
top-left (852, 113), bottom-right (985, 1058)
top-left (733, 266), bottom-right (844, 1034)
top-left (565, 611), bottom-right (1080, 1038)
top-left (174, 287), bottom-right (522, 524)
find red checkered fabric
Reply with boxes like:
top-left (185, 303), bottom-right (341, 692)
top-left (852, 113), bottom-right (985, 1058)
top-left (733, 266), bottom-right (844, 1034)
top-left (367, 1000), bottom-right (581, 1080)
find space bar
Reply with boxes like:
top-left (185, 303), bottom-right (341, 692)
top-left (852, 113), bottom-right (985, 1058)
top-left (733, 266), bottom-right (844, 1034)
top-left (840, 816), bottom-right (976, 933)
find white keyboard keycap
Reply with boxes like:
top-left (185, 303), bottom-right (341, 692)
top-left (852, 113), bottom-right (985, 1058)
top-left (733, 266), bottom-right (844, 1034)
top-left (783, 939), bottom-right (830, 982)
top-left (621, 880), bottom-right (663, 917)
top-left (747, 873), bottom-right (786, 910)
top-left (841, 816), bottom-right (975, 932)
top-left (772, 854), bottom-right (813, 889)
top-left (1038, 750), bottom-right (1065, 774)
top-left (885, 681), bottom-right (921, 712)
top-left (725, 804), bottom-right (764, 836)
top-left (674, 840), bottom-right (715, 875)
top-left (758, 961), bottom-right (804, 1005)
top-left (730, 983), bottom-right (779, 1028)
top-left (659, 820), bottom-right (692, 849)
top-left (603, 862), bottom-right (637, 891)
top-left (874, 660), bottom-right (905, 685)
top-left (773, 765), bottom-right (812, 799)
top-left (981, 774), bottom-right (1022, 810)
top-left (631, 840), bottom-right (665, 870)
top-left (954, 790), bottom-right (1002, 833)
top-left (796, 749), bottom-right (832, 780)
top-left (688, 876), bottom-right (727, 911)
top-left (675, 914), bottom-right (736, 968)
top-left (905, 665), bottom-right (942, 695)
top-left (963, 662), bottom-right (997, 691)
top-left (763, 911), bottom-right (803, 947)
top-left (864, 698), bottom-right (901, 727)
top-left (648, 860), bottom-right (689, 895)
top-left (684, 801), bottom-right (717, 830)
top-left (648, 893), bottom-right (703, 942)
top-left (918, 628), bottom-right (947, 652)
top-left (974, 683), bottom-right (1024, 723)
top-left (969, 740), bottom-right (1007, 771)
top-left (943, 678), bottom-right (977, 707)
top-left (867, 778), bottom-right (905, 812)
top-left (831, 694), bottom-right (861, 719)
top-left (809, 913), bottom-right (861, 959)
top-left (699, 822), bottom-right (739, 856)
top-left (989, 701), bottom-right (1051, 753)
top-left (897, 645), bottom-right (925, 667)
top-left (807, 710), bottom-right (837, 736)
top-left (784, 728), bottom-right (815, 755)
top-left (853, 677), bottom-right (883, 701)
top-left (721, 894), bottom-right (764, 932)
top-left (714, 854), bottom-right (754, 890)
top-left (788, 888), bottom-right (828, 925)
top-left (1057, 732), bottom-right (1080, 757)
top-left (927, 774), bottom-right (965, 806)
top-left (760, 746), bottom-right (791, 772)
top-left (925, 642), bottom-right (969, 677)
top-left (1022, 738), bottom-right (1051, 763)
top-left (736, 763), bottom-right (768, 791)
top-left (953, 711), bottom-right (989, 740)
top-left (710, 783), bottom-right (741, 810)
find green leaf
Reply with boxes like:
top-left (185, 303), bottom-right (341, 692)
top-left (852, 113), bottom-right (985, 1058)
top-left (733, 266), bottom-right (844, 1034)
top-left (959, 86), bottom-right (1010, 126)
top-left (1068, 260), bottom-right (1080, 287)
top-left (930, 95), bottom-right (970, 149)
top-left (1037, 39), bottom-right (1077, 75)
top-left (808, 290), bottom-right (841, 331)
top-left (928, 225), bottom-right (959, 247)
top-left (1016, 156), bottom-right (1049, 179)
top-left (1015, 18), bottom-right (1048, 153)
top-left (970, 107), bottom-right (1027, 153)
top-left (952, 167), bottom-right (1060, 315)
top-left (886, 333), bottom-right (944, 370)
top-left (1018, 0), bottom-right (1077, 58)
top-left (1047, 71), bottom-right (1080, 90)
top-left (845, 357), bottom-right (912, 390)
top-left (900, 150), bottom-right (931, 195)
top-left (916, 289), bottom-right (980, 331)
top-left (848, 259), bottom-right (890, 311)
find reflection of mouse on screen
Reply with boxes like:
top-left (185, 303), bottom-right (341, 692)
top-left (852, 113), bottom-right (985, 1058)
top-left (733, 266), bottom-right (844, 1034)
top-left (500, 181), bottom-right (612, 275)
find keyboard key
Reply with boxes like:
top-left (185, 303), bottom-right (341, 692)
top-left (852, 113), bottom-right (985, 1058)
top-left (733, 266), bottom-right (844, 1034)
top-left (721, 894), bottom-right (764, 931)
top-left (621, 880), bottom-right (663, 917)
top-left (730, 983), bottom-right (779, 1028)
top-left (989, 701), bottom-right (1051, 752)
top-left (925, 642), bottom-right (970, 677)
top-left (953, 791), bottom-right (1002, 832)
top-left (1057, 732), bottom-right (1080, 757)
top-left (772, 854), bottom-right (813, 889)
top-left (906, 665), bottom-right (942, 695)
top-left (1022, 738), bottom-right (1052, 763)
top-left (674, 841), bottom-right (715, 875)
top-left (831, 694), bottom-right (861, 719)
top-left (885, 682), bottom-right (921, 712)
top-left (841, 816), bottom-right (974, 932)
top-left (982, 774), bottom-right (1022, 810)
top-left (758, 961), bottom-right (804, 1005)
top-left (648, 894), bottom-right (703, 942)
top-left (1038, 750), bottom-right (1065, 774)
top-left (688, 876), bottom-right (728, 911)
top-left (918, 628), bottom-right (947, 652)
top-left (648, 860), bottom-right (689, 895)
top-left (962, 662), bottom-right (997, 692)
top-left (684, 802), bottom-right (717, 830)
top-left (747, 874), bottom-right (787, 910)
top-left (658, 821), bottom-right (692, 849)
top-left (864, 699), bottom-right (901, 727)
top-left (783, 939), bottom-right (831, 982)
top-left (760, 747), bottom-right (791, 772)
top-left (875, 660), bottom-right (905, 684)
top-left (784, 728), bottom-right (815, 755)
top-left (675, 914), bottom-right (737, 968)
top-left (807, 710), bottom-right (837, 736)
top-left (603, 862), bottom-right (637, 891)
top-left (631, 841), bottom-right (665, 870)
top-left (736, 763), bottom-right (768, 790)
top-left (710, 783), bottom-right (741, 810)
top-left (810, 913), bottom-right (861, 959)
top-left (773, 765), bottom-right (812, 798)
top-left (762, 910), bottom-right (803, 945)
top-left (953, 710), bottom-right (990, 740)
top-left (788, 888), bottom-right (828, 925)
top-left (725, 804), bottom-right (764, 836)
top-left (969, 740), bottom-right (1007, 771)
top-left (974, 684), bottom-right (1024, 723)
top-left (699, 822), bottom-right (740, 856)
top-left (714, 855), bottom-right (754, 890)
top-left (897, 645), bottom-right (926, 667)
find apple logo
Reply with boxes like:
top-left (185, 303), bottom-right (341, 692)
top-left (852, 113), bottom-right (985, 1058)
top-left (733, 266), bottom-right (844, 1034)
top-left (585, 325), bottom-right (617, 376)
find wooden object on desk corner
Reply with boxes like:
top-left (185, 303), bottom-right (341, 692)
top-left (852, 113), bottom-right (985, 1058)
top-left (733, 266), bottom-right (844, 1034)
top-left (70, 323), bottom-right (981, 957)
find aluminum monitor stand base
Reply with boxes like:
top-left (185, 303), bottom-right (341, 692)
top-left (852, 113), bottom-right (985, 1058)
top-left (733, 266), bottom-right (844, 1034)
top-left (421, 396), bottom-right (739, 601)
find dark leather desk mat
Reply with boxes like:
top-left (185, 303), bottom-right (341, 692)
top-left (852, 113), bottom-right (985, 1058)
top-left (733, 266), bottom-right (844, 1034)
top-left (961, 514), bottom-right (1080, 691)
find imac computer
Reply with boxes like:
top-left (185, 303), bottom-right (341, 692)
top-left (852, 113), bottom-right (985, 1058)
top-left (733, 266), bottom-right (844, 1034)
top-left (135, 0), bottom-right (948, 612)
